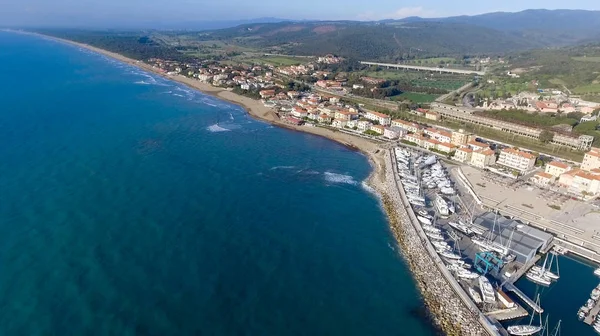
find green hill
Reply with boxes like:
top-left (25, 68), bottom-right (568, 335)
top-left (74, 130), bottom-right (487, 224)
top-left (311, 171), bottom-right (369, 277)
top-left (190, 21), bottom-right (540, 61)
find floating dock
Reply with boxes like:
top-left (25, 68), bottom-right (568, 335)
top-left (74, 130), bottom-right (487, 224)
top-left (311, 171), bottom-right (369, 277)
top-left (503, 283), bottom-right (544, 313)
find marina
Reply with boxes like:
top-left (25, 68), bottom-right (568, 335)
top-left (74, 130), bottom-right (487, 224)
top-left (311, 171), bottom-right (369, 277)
top-left (392, 144), bottom-right (600, 335)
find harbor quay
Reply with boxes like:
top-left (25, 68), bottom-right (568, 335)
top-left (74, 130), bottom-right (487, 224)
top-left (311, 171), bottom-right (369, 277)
top-left (377, 149), bottom-right (495, 335)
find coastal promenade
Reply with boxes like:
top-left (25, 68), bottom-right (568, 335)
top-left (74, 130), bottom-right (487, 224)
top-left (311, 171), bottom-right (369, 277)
top-left (378, 149), bottom-right (498, 335)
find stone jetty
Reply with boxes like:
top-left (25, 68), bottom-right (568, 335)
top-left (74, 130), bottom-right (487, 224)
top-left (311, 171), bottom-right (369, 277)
top-left (372, 150), bottom-right (490, 336)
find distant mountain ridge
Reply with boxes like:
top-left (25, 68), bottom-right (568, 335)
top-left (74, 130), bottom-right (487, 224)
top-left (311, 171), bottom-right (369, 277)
top-left (393, 9), bottom-right (600, 45)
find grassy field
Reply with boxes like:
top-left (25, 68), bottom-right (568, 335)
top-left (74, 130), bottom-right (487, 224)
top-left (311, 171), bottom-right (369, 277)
top-left (360, 71), bottom-right (470, 90)
top-left (412, 79), bottom-right (467, 91)
top-left (572, 56), bottom-right (600, 63)
top-left (246, 56), bottom-right (307, 66)
top-left (390, 92), bottom-right (439, 103)
top-left (573, 83), bottom-right (600, 94)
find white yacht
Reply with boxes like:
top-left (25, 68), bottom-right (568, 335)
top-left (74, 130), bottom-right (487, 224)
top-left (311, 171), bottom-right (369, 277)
top-left (417, 216), bottom-right (432, 225)
top-left (472, 237), bottom-right (508, 256)
top-left (468, 287), bottom-right (483, 304)
top-left (448, 221), bottom-right (473, 235)
top-left (425, 231), bottom-right (445, 241)
top-left (594, 268), bottom-right (600, 277)
top-left (507, 295), bottom-right (543, 335)
top-left (478, 276), bottom-right (496, 304)
top-left (439, 251), bottom-right (461, 260)
top-left (422, 225), bottom-right (441, 234)
top-left (434, 194), bottom-right (450, 217)
top-left (456, 269), bottom-right (479, 279)
top-left (525, 271), bottom-right (552, 286)
top-left (507, 325), bottom-right (542, 336)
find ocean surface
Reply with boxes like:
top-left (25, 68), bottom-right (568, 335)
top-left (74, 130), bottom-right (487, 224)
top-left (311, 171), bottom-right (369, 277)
top-left (0, 32), bottom-right (434, 335)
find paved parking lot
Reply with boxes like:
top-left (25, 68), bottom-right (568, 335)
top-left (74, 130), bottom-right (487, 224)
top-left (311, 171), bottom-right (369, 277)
top-left (457, 165), bottom-right (600, 255)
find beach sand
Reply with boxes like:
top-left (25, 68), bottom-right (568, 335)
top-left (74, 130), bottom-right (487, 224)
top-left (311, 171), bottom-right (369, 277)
top-left (28, 33), bottom-right (387, 188)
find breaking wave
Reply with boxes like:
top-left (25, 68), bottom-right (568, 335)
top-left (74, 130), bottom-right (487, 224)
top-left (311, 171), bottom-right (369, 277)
top-left (323, 172), bottom-right (357, 185)
top-left (206, 124), bottom-right (231, 133)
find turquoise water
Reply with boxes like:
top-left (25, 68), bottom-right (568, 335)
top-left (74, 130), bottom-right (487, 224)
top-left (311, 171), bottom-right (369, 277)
top-left (0, 32), bottom-right (434, 335)
top-left (513, 255), bottom-right (598, 335)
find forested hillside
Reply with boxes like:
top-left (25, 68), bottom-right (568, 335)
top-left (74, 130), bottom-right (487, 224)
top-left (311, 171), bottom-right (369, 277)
top-left (190, 21), bottom-right (539, 61)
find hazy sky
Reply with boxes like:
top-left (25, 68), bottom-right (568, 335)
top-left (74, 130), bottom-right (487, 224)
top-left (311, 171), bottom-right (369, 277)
top-left (1, 0), bottom-right (599, 27)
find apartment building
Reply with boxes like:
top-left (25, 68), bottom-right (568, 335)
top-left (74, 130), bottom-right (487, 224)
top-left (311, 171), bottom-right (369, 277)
top-left (453, 147), bottom-right (473, 163)
top-left (545, 161), bottom-right (571, 178)
top-left (497, 148), bottom-right (536, 173)
top-left (559, 169), bottom-right (600, 195)
top-left (364, 111), bottom-right (391, 126)
top-left (451, 129), bottom-right (473, 146)
top-left (581, 147), bottom-right (600, 171)
top-left (470, 149), bottom-right (496, 168)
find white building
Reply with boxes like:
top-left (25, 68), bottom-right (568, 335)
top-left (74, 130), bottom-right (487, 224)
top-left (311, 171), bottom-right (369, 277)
top-left (497, 148), bottom-right (536, 173)
top-left (364, 111), bottom-right (391, 126)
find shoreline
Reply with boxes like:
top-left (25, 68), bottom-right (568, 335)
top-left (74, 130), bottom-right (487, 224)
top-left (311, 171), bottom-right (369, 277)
top-left (13, 31), bottom-right (483, 334)
top-left (23, 30), bottom-right (388, 188)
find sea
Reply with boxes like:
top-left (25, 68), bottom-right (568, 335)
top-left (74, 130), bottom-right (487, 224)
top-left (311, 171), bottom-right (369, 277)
top-left (0, 31), bottom-right (435, 335)
top-left (512, 254), bottom-right (600, 335)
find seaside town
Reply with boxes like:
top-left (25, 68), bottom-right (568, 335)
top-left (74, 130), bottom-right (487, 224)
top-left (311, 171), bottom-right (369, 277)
top-left (136, 52), bottom-right (600, 336)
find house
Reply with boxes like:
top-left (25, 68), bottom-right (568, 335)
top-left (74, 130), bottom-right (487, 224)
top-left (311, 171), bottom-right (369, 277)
top-left (581, 114), bottom-right (598, 123)
top-left (531, 172), bottom-right (555, 187)
top-left (383, 126), bottom-right (407, 140)
top-left (470, 149), bottom-right (496, 168)
top-left (423, 139), bottom-right (440, 151)
top-left (287, 91), bottom-right (300, 98)
top-left (332, 119), bottom-right (348, 128)
top-left (437, 142), bottom-right (457, 154)
top-left (581, 147), bottom-right (600, 171)
top-left (285, 116), bottom-right (303, 126)
top-left (291, 107), bottom-right (308, 119)
top-left (317, 114), bottom-right (332, 123)
top-left (346, 120), bottom-right (358, 129)
top-left (425, 111), bottom-right (439, 121)
top-left (545, 161), bottom-right (571, 178)
top-left (497, 148), bottom-right (537, 173)
top-left (451, 129), bottom-right (472, 146)
top-left (392, 120), bottom-right (421, 133)
top-left (307, 111), bottom-right (319, 120)
top-left (559, 169), bottom-right (600, 195)
top-left (424, 128), bottom-right (452, 143)
top-left (369, 124), bottom-right (385, 135)
top-left (335, 110), bottom-right (357, 121)
top-left (259, 90), bottom-right (276, 99)
top-left (404, 133), bottom-right (426, 147)
top-left (357, 120), bottom-right (373, 131)
top-left (364, 111), bottom-right (391, 126)
top-left (453, 147), bottom-right (473, 163)
top-left (467, 140), bottom-right (490, 152)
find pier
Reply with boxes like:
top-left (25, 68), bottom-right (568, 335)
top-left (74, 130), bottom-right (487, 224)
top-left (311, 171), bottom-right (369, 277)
top-left (486, 307), bottom-right (529, 321)
top-left (503, 283), bottom-right (544, 313)
top-left (584, 300), bottom-right (600, 325)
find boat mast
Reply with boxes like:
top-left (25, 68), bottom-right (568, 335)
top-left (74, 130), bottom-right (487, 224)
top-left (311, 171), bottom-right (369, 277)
top-left (551, 320), bottom-right (561, 336)
top-left (540, 254), bottom-right (549, 277)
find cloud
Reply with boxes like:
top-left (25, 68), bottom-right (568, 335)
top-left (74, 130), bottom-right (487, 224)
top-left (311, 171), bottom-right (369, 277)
top-left (357, 7), bottom-right (438, 20)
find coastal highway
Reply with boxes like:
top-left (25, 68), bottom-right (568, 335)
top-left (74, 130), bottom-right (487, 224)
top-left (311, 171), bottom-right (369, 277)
top-left (360, 61), bottom-right (486, 76)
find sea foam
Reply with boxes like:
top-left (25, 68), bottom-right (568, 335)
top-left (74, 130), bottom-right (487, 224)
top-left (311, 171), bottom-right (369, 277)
top-left (206, 124), bottom-right (230, 133)
top-left (323, 172), bottom-right (357, 185)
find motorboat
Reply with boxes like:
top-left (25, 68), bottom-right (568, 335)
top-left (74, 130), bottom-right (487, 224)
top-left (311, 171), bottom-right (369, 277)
top-left (417, 216), bottom-right (432, 225)
top-left (425, 232), bottom-right (445, 241)
top-left (468, 287), bottom-right (483, 304)
top-left (417, 209), bottom-right (430, 217)
top-left (434, 194), bottom-right (450, 217)
top-left (478, 276), bottom-right (496, 304)
top-left (439, 251), bottom-right (461, 260)
top-left (422, 225), bottom-right (441, 234)
top-left (456, 269), bottom-right (479, 279)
